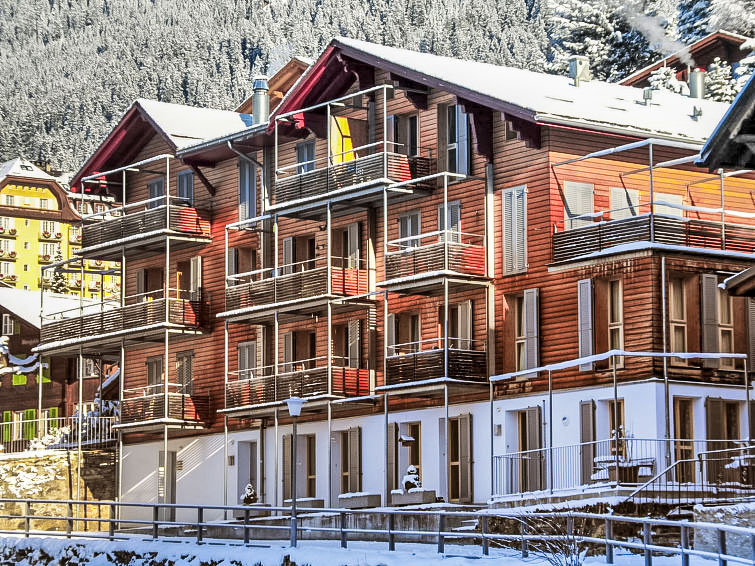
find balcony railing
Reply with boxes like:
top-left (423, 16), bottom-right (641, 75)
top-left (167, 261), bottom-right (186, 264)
top-left (492, 437), bottom-right (753, 498)
top-left (273, 148), bottom-right (436, 207)
top-left (385, 338), bottom-right (487, 386)
top-left (121, 383), bottom-right (209, 425)
top-left (0, 415), bottom-right (117, 454)
top-left (384, 231), bottom-right (486, 282)
top-left (40, 288), bottom-right (207, 347)
top-left (553, 210), bottom-right (755, 263)
top-left (81, 196), bottom-right (211, 252)
top-left (225, 257), bottom-right (367, 314)
top-left (226, 356), bottom-right (370, 409)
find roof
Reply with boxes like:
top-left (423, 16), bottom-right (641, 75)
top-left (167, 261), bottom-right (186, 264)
top-left (0, 288), bottom-right (91, 329)
top-left (721, 266), bottom-right (755, 297)
top-left (619, 30), bottom-right (751, 88)
top-left (697, 72), bottom-right (755, 169)
top-left (277, 37), bottom-right (729, 145)
top-left (0, 158), bottom-right (57, 183)
top-left (235, 56), bottom-right (312, 114)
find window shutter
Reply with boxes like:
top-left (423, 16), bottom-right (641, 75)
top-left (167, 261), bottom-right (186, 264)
top-left (178, 171), bottom-right (193, 205)
top-left (437, 105), bottom-right (448, 173)
top-left (347, 222), bottom-right (360, 268)
top-left (283, 332), bottom-right (294, 373)
top-left (701, 274), bottom-right (719, 368)
top-left (386, 422), bottom-right (397, 495)
top-left (282, 434), bottom-right (292, 501)
top-left (48, 407), bottom-right (59, 428)
top-left (502, 187), bottom-right (526, 275)
top-left (438, 418), bottom-right (447, 498)
top-left (655, 193), bottom-right (684, 217)
top-left (347, 319), bottom-right (361, 369)
top-left (577, 279), bottom-right (593, 371)
top-left (282, 237), bottom-right (294, 275)
top-left (348, 426), bottom-right (362, 493)
top-left (12, 319), bottom-right (20, 335)
top-left (563, 181), bottom-right (594, 230)
top-left (523, 288), bottom-right (539, 371)
top-left (525, 407), bottom-right (544, 491)
top-left (609, 187), bottom-right (639, 220)
top-left (386, 313), bottom-right (396, 356)
top-left (748, 298), bottom-right (755, 376)
top-left (238, 159), bottom-right (248, 220)
top-left (456, 106), bottom-right (470, 175)
top-left (23, 408), bottom-right (36, 440)
top-left (458, 414), bottom-right (473, 503)
top-left (136, 269), bottom-right (146, 298)
top-left (458, 300), bottom-right (472, 350)
top-left (12, 373), bottom-right (27, 386)
top-left (2, 411), bottom-right (10, 442)
top-left (190, 256), bottom-right (202, 301)
top-left (386, 115), bottom-right (396, 151)
top-left (579, 401), bottom-right (595, 484)
top-left (706, 397), bottom-right (725, 440)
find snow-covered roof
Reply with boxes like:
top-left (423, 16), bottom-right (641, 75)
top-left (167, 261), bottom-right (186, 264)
top-left (333, 37), bottom-right (730, 144)
top-left (0, 288), bottom-right (92, 329)
top-left (135, 98), bottom-right (256, 150)
top-left (0, 158), bottom-right (56, 184)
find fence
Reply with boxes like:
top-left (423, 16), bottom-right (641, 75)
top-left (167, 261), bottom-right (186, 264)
top-left (493, 437), bottom-right (753, 498)
top-left (0, 498), bottom-right (753, 565)
top-left (0, 416), bottom-right (117, 454)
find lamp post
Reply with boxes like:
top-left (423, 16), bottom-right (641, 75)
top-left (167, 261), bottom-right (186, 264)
top-left (286, 396), bottom-right (304, 547)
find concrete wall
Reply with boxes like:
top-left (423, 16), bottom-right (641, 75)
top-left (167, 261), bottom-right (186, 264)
top-left (694, 502), bottom-right (755, 559)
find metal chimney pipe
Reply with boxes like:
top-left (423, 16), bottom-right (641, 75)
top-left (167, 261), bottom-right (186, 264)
top-left (689, 68), bottom-right (706, 99)
top-left (252, 75), bottom-right (270, 123)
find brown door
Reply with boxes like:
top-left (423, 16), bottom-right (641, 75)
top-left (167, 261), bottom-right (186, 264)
top-left (580, 401), bottom-right (595, 484)
top-left (673, 398), bottom-right (695, 483)
top-left (519, 407), bottom-right (543, 492)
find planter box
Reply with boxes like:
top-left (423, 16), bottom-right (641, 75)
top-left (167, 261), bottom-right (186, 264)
top-left (233, 503), bottom-right (272, 519)
top-left (337, 493), bottom-right (381, 509)
top-left (283, 498), bottom-right (324, 509)
top-left (390, 490), bottom-right (437, 506)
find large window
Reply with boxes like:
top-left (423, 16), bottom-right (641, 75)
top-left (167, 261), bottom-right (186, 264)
top-left (296, 140), bottom-right (315, 174)
top-left (437, 201), bottom-right (461, 243)
top-left (515, 295), bottom-right (526, 372)
top-left (398, 211), bottom-right (420, 249)
top-left (502, 186), bottom-right (527, 274)
top-left (2, 314), bottom-right (15, 336)
top-left (608, 280), bottom-right (623, 367)
top-left (669, 277), bottom-right (687, 364)
top-left (146, 356), bottom-right (163, 393)
top-left (445, 104), bottom-right (470, 175)
top-left (718, 288), bottom-right (734, 368)
top-left (177, 170), bottom-right (194, 206)
top-left (147, 178), bottom-right (165, 209)
top-left (513, 289), bottom-right (539, 373)
top-left (176, 351), bottom-right (193, 395)
top-left (238, 159), bottom-right (256, 221)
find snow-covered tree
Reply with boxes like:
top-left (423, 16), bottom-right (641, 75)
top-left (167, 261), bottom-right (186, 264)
top-left (649, 65), bottom-right (686, 93)
top-left (677, 0), bottom-right (711, 43)
top-left (705, 57), bottom-right (737, 102)
top-left (50, 247), bottom-right (68, 294)
top-left (734, 39), bottom-right (755, 93)
top-left (710, 0), bottom-right (755, 36)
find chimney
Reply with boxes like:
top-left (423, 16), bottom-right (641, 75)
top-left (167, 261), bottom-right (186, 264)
top-left (689, 68), bottom-right (706, 99)
top-left (252, 75), bottom-right (269, 123)
top-left (568, 55), bottom-right (592, 87)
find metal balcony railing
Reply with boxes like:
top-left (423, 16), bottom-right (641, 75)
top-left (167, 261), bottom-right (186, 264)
top-left (121, 382), bottom-right (209, 425)
top-left (386, 338), bottom-right (487, 385)
top-left (384, 231), bottom-right (486, 282)
top-left (0, 416), bottom-right (117, 453)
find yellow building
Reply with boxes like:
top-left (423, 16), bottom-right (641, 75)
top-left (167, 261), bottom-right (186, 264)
top-left (0, 158), bottom-right (117, 298)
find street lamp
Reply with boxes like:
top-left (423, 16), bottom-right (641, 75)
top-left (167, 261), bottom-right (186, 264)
top-left (286, 396), bottom-right (305, 547)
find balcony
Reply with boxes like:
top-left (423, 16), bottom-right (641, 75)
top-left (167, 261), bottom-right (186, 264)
top-left (224, 257), bottom-right (368, 318)
top-left (225, 357), bottom-right (370, 412)
top-left (385, 339), bottom-right (487, 387)
top-left (272, 150), bottom-right (436, 208)
top-left (383, 231), bottom-right (486, 289)
top-left (120, 383), bottom-right (210, 428)
top-left (38, 289), bottom-right (207, 353)
top-left (552, 212), bottom-right (755, 264)
top-left (80, 196), bottom-right (211, 260)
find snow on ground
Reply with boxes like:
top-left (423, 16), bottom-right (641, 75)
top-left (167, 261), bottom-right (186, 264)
top-left (0, 535), bottom-right (724, 566)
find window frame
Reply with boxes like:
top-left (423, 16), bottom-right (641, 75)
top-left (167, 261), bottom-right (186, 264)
top-left (296, 140), bottom-right (316, 174)
top-left (147, 178), bottom-right (165, 209)
top-left (515, 295), bottom-right (526, 372)
top-left (2, 313), bottom-right (14, 336)
top-left (669, 277), bottom-right (687, 365)
top-left (177, 170), bottom-right (194, 206)
top-left (608, 279), bottom-right (624, 368)
top-left (718, 288), bottom-right (735, 369)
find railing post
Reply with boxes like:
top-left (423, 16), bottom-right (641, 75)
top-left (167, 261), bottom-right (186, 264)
top-left (388, 513), bottom-right (395, 551)
top-left (340, 511), bottom-right (347, 549)
top-left (605, 518), bottom-right (614, 564)
top-left (197, 507), bottom-right (203, 544)
top-left (681, 525), bottom-right (689, 566)
top-left (521, 520), bottom-right (529, 558)
top-left (437, 513), bottom-right (445, 554)
top-left (153, 505), bottom-right (159, 540)
top-left (67, 502), bottom-right (73, 537)
top-left (717, 529), bottom-right (727, 566)
top-left (244, 508), bottom-right (250, 545)
top-left (482, 515), bottom-right (489, 556)
top-left (643, 522), bottom-right (652, 566)
top-left (108, 503), bottom-right (116, 540)
top-left (24, 500), bottom-right (30, 537)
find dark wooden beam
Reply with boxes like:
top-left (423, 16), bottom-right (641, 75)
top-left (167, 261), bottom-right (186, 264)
top-left (458, 98), bottom-right (494, 162)
top-left (183, 159), bottom-right (217, 169)
top-left (502, 112), bottom-right (541, 150)
top-left (390, 74), bottom-right (429, 109)
top-left (187, 163), bottom-right (217, 197)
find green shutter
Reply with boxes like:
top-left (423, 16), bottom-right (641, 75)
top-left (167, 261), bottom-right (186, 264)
top-left (23, 409), bottom-right (36, 440)
top-left (2, 411), bottom-right (10, 442)
top-left (40, 363), bottom-right (51, 383)
top-left (48, 407), bottom-right (59, 429)
top-left (12, 373), bottom-right (27, 386)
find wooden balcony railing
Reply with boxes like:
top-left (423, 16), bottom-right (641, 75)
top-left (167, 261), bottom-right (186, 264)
top-left (81, 197), bottom-right (211, 252)
top-left (553, 213), bottom-right (755, 263)
top-left (40, 290), bottom-right (207, 346)
top-left (385, 340), bottom-right (487, 386)
top-left (226, 357), bottom-right (370, 409)
top-left (273, 151), bottom-right (435, 206)
top-left (225, 258), bottom-right (368, 314)
top-left (121, 385), bottom-right (210, 425)
top-left (384, 231), bottom-right (486, 282)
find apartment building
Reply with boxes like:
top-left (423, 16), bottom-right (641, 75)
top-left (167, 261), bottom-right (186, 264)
top-left (37, 39), bottom-right (754, 520)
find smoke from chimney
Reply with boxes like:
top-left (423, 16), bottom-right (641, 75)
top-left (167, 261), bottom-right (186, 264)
top-left (619, 2), bottom-right (695, 68)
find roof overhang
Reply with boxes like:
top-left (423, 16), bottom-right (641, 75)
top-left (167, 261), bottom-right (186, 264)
top-left (721, 265), bottom-right (755, 297)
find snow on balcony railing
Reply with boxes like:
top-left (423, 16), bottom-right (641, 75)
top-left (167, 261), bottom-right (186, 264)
top-left (0, 415), bottom-right (117, 454)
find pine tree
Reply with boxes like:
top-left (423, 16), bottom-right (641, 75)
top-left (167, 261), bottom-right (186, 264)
top-left (710, 0), bottom-right (755, 36)
top-left (677, 0), bottom-right (711, 43)
top-left (649, 65), bottom-right (686, 93)
top-left (734, 39), bottom-right (755, 93)
top-left (50, 247), bottom-right (68, 294)
top-left (705, 57), bottom-right (737, 102)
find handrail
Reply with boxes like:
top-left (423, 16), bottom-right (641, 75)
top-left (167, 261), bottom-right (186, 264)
top-left (226, 256), bottom-right (367, 283)
top-left (386, 230), bottom-right (484, 247)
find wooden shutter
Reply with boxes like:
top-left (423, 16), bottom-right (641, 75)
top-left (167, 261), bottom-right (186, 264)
top-left (458, 413), bottom-right (472, 503)
top-left (458, 300), bottom-right (472, 350)
top-left (386, 422), bottom-right (397, 494)
top-left (282, 237), bottom-right (294, 275)
top-left (283, 332), bottom-right (293, 372)
top-left (386, 115), bottom-right (396, 151)
top-left (523, 288), bottom-right (539, 371)
top-left (437, 104), bottom-right (448, 173)
top-left (238, 160), bottom-right (249, 221)
top-left (563, 181), bottom-right (593, 230)
top-left (348, 426), bottom-right (362, 493)
top-left (438, 418), bottom-right (447, 499)
top-left (386, 313), bottom-right (396, 356)
top-left (282, 434), bottom-right (292, 501)
top-left (347, 319), bottom-right (361, 369)
top-left (525, 406), bottom-right (543, 491)
top-left (502, 186), bottom-right (527, 275)
top-left (579, 401), bottom-right (595, 484)
top-left (23, 408), bottom-right (36, 440)
top-left (347, 222), bottom-right (360, 268)
top-left (609, 187), bottom-right (639, 220)
top-left (748, 298), bottom-right (755, 376)
top-left (577, 279), bottom-right (593, 371)
top-left (190, 256), bottom-right (202, 301)
top-left (2, 411), bottom-right (9, 442)
top-left (456, 105), bottom-right (470, 175)
top-left (701, 274), bottom-right (719, 368)
top-left (705, 398), bottom-right (725, 482)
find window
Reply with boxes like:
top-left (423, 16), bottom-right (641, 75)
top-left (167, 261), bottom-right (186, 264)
top-left (0, 217), bottom-right (14, 231)
top-left (0, 239), bottom-right (14, 254)
top-left (609, 399), bottom-right (626, 456)
top-left (23, 265), bottom-right (28, 272)
top-left (94, 203), bottom-right (106, 214)
top-left (296, 140), bottom-right (315, 174)
top-left (306, 435), bottom-right (317, 497)
top-left (513, 288), bottom-right (539, 373)
top-left (609, 187), bottom-right (639, 220)
top-left (147, 178), bottom-right (165, 209)
top-left (655, 193), bottom-right (684, 217)
top-left (70, 226), bottom-right (80, 241)
top-left (398, 211), bottom-right (420, 249)
top-left (673, 398), bottom-right (695, 482)
top-left (447, 414), bottom-right (472, 502)
top-left (339, 427), bottom-right (362, 495)
top-left (3, 313), bottom-right (16, 335)
top-left (238, 340), bottom-right (257, 380)
top-left (718, 288), bottom-right (734, 368)
top-left (40, 221), bottom-right (57, 236)
top-left (176, 351), bottom-right (193, 395)
top-left (23, 242), bottom-right (29, 250)
top-left (39, 198), bottom-right (48, 210)
top-left (177, 170), bottom-right (194, 206)
top-left (608, 280), bottom-right (623, 367)
top-left (238, 159), bottom-right (256, 221)
top-left (515, 296), bottom-right (526, 371)
top-left (387, 312), bottom-right (420, 355)
top-left (4, 195), bottom-right (14, 206)
top-left (502, 186), bottom-right (527, 274)
top-left (146, 356), bottom-right (163, 393)
top-left (437, 201), bottom-right (461, 243)
top-left (0, 262), bottom-right (14, 277)
top-left (40, 242), bottom-right (56, 258)
top-left (563, 181), bottom-right (594, 230)
top-left (407, 114), bottom-right (419, 157)
top-left (76, 200), bottom-right (88, 215)
top-left (577, 279), bottom-right (593, 370)
top-left (444, 104), bottom-right (470, 175)
top-left (669, 277), bottom-right (687, 364)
